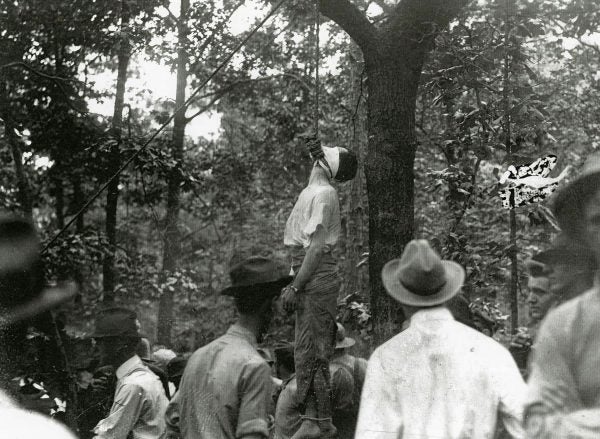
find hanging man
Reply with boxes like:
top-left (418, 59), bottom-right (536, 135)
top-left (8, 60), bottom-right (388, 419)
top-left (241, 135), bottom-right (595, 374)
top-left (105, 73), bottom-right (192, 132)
top-left (525, 153), bottom-right (600, 438)
top-left (280, 134), bottom-right (357, 439)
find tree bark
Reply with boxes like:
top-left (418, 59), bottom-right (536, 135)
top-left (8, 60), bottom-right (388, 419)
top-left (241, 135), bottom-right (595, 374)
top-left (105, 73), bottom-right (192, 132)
top-left (320, 0), bottom-right (467, 344)
top-left (364, 57), bottom-right (419, 343)
top-left (103, 5), bottom-right (131, 302)
top-left (157, 0), bottom-right (189, 345)
top-left (6, 123), bottom-right (33, 220)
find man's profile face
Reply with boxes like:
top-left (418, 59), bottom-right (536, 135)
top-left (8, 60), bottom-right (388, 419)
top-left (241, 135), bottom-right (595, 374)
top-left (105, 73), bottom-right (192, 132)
top-left (583, 189), bottom-right (600, 261)
top-left (527, 286), bottom-right (555, 322)
top-left (95, 337), bottom-right (121, 366)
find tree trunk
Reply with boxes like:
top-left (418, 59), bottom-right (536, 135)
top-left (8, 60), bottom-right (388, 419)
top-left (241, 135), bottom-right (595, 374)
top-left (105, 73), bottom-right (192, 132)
top-left (319, 0), bottom-right (467, 344)
top-left (73, 175), bottom-right (85, 233)
top-left (364, 58), bottom-right (419, 344)
top-left (103, 7), bottom-right (131, 302)
top-left (53, 175), bottom-right (65, 228)
top-left (157, 0), bottom-right (189, 345)
top-left (5, 120), bottom-right (33, 219)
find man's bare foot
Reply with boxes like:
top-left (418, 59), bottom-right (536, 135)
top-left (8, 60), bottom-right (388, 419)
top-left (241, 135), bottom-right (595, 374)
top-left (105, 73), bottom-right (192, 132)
top-left (291, 419), bottom-right (321, 439)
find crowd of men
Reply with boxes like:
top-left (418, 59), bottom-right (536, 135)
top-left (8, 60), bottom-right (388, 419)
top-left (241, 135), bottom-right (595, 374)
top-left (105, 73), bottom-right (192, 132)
top-left (1, 147), bottom-right (600, 439)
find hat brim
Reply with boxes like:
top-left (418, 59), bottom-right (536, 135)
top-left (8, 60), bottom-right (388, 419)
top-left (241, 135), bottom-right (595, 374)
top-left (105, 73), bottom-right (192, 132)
top-left (0, 282), bottom-right (77, 327)
top-left (553, 172), bottom-right (600, 236)
top-left (382, 260), bottom-right (465, 307)
top-left (335, 337), bottom-right (356, 349)
top-left (220, 276), bottom-right (293, 297)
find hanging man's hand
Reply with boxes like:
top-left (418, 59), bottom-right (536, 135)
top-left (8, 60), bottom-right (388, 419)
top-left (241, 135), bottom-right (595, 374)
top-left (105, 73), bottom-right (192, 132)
top-left (281, 285), bottom-right (298, 314)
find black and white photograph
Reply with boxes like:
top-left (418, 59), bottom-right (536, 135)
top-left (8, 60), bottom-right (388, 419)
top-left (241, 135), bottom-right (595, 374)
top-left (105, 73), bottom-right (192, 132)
top-left (0, 0), bottom-right (599, 437)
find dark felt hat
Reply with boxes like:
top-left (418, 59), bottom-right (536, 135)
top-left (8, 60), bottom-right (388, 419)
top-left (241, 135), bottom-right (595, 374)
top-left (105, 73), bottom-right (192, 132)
top-left (221, 256), bottom-right (292, 297)
top-left (533, 233), bottom-right (595, 268)
top-left (553, 153), bottom-right (600, 238)
top-left (90, 307), bottom-right (143, 338)
top-left (382, 239), bottom-right (465, 307)
top-left (0, 215), bottom-right (77, 327)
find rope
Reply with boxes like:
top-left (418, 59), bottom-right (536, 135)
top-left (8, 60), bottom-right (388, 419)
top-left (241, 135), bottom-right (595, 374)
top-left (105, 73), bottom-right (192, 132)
top-left (313, 0), bottom-right (320, 136)
top-left (41, 0), bottom-right (290, 254)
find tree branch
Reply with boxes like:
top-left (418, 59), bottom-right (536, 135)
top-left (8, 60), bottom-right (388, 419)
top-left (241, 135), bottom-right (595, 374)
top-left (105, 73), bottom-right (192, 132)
top-left (386, 0), bottom-right (468, 52)
top-left (185, 74), bottom-right (311, 122)
top-left (319, 0), bottom-right (379, 56)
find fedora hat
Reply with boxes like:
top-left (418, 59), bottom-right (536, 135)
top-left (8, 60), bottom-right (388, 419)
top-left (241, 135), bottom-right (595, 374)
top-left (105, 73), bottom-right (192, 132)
top-left (381, 239), bottom-right (465, 307)
top-left (0, 215), bottom-right (77, 327)
top-left (90, 307), bottom-right (144, 338)
top-left (553, 153), bottom-right (600, 237)
top-left (335, 322), bottom-right (355, 349)
top-left (221, 255), bottom-right (292, 297)
top-left (533, 233), bottom-right (596, 268)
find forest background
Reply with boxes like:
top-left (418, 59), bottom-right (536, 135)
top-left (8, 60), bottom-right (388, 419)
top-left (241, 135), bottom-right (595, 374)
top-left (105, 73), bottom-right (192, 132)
top-left (1, 0), bottom-right (599, 358)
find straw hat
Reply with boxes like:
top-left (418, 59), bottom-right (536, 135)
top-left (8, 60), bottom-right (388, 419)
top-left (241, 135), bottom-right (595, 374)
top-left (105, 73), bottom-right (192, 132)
top-left (381, 240), bottom-right (465, 307)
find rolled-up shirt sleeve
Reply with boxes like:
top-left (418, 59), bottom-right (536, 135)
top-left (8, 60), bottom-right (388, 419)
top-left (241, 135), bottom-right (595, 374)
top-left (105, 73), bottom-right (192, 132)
top-left (355, 350), bottom-right (402, 439)
top-left (93, 383), bottom-right (145, 439)
top-left (236, 361), bottom-right (272, 438)
top-left (303, 190), bottom-right (336, 239)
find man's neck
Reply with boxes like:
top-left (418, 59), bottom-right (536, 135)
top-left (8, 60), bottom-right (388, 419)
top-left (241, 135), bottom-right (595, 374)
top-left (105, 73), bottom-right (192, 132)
top-left (308, 165), bottom-right (331, 186)
top-left (236, 316), bottom-right (261, 342)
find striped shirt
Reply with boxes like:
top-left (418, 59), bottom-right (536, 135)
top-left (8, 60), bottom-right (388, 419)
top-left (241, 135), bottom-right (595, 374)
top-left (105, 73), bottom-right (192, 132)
top-left (168, 324), bottom-right (272, 439)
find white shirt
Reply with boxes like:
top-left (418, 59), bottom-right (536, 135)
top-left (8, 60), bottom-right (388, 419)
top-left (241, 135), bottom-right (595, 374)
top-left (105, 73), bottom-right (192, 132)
top-left (0, 389), bottom-right (76, 439)
top-left (284, 183), bottom-right (340, 250)
top-left (93, 355), bottom-right (168, 439)
top-left (355, 307), bottom-right (526, 439)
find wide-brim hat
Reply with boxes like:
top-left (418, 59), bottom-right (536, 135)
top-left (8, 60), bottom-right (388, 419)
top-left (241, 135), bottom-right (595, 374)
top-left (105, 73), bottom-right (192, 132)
top-left (221, 255), bottom-right (292, 297)
top-left (553, 153), bottom-right (600, 237)
top-left (382, 239), bottom-right (465, 307)
top-left (90, 307), bottom-right (144, 338)
top-left (534, 233), bottom-right (595, 268)
top-left (335, 322), bottom-right (355, 349)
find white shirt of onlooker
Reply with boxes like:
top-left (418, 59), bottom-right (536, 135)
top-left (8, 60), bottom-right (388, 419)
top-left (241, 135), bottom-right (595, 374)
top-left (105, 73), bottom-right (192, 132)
top-left (355, 307), bottom-right (526, 439)
top-left (93, 355), bottom-right (168, 439)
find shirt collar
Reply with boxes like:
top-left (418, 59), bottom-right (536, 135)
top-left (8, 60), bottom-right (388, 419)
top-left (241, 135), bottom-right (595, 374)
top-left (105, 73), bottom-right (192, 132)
top-left (116, 354), bottom-right (144, 380)
top-left (226, 323), bottom-right (258, 348)
top-left (410, 306), bottom-right (454, 325)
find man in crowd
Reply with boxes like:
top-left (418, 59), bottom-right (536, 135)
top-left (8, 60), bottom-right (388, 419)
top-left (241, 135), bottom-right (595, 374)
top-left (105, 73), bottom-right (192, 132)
top-left (280, 134), bottom-right (357, 438)
top-left (0, 214), bottom-right (78, 438)
top-left (91, 307), bottom-right (168, 439)
top-left (511, 235), bottom-right (596, 372)
top-left (509, 253), bottom-right (553, 371)
top-left (329, 323), bottom-right (366, 439)
top-left (167, 255), bottom-right (291, 439)
top-left (355, 239), bottom-right (526, 439)
top-left (273, 341), bottom-right (353, 439)
top-left (524, 154), bottom-right (600, 437)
